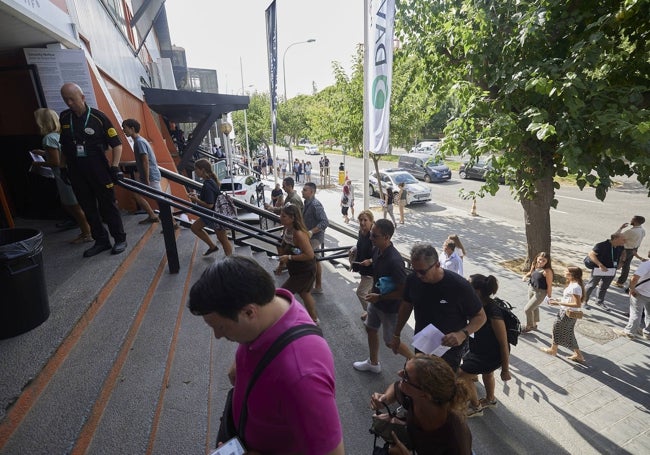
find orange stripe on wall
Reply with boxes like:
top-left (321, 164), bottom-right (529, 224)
top-left (90, 71), bottom-right (189, 208)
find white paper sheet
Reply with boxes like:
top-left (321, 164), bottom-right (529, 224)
top-left (412, 323), bottom-right (451, 357)
top-left (29, 152), bottom-right (54, 179)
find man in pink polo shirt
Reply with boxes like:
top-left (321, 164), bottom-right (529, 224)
top-left (189, 256), bottom-right (344, 455)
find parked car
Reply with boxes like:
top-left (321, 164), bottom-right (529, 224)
top-left (398, 153), bottom-right (451, 183)
top-left (220, 175), bottom-right (260, 205)
top-left (458, 159), bottom-right (506, 184)
top-left (410, 140), bottom-right (441, 154)
top-left (368, 169), bottom-right (431, 205)
top-left (304, 145), bottom-right (320, 155)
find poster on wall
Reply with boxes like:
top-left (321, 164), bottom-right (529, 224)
top-left (23, 48), bottom-right (97, 114)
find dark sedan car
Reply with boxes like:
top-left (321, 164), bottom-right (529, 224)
top-left (458, 159), bottom-right (506, 184)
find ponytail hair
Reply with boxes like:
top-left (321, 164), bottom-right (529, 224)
top-left (469, 274), bottom-right (499, 298)
top-left (194, 158), bottom-right (220, 185)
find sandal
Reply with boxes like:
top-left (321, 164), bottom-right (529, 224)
top-left (567, 355), bottom-right (586, 364)
top-left (522, 325), bottom-right (537, 333)
top-left (274, 265), bottom-right (285, 275)
top-left (479, 398), bottom-right (498, 408)
top-left (540, 347), bottom-right (557, 356)
top-left (203, 246), bottom-right (219, 256)
top-left (69, 233), bottom-right (93, 244)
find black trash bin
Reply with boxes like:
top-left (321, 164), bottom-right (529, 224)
top-left (0, 228), bottom-right (49, 339)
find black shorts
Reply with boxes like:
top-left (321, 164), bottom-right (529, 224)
top-left (341, 206), bottom-right (349, 216)
top-left (460, 351), bottom-right (502, 375)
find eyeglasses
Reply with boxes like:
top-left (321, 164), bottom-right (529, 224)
top-left (413, 263), bottom-right (435, 276)
top-left (399, 363), bottom-right (424, 392)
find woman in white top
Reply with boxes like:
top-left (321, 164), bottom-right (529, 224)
top-left (541, 266), bottom-right (586, 363)
top-left (447, 234), bottom-right (466, 260)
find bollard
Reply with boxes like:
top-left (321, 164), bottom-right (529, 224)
top-left (470, 199), bottom-right (478, 216)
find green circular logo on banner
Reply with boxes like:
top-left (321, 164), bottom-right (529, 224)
top-left (372, 76), bottom-right (389, 109)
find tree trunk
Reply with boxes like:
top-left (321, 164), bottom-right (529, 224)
top-left (519, 174), bottom-right (554, 271)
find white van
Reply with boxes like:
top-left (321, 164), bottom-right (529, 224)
top-left (410, 140), bottom-right (441, 154)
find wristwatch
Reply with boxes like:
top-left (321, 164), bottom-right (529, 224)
top-left (462, 329), bottom-right (470, 340)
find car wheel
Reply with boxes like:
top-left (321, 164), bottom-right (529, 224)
top-left (459, 170), bottom-right (468, 179)
top-left (424, 174), bottom-right (431, 183)
top-left (369, 184), bottom-right (376, 197)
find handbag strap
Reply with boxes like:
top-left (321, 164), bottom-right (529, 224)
top-left (632, 276), bottom-right (650, 290)
top-left (238, 323), bottom-right (323, 445)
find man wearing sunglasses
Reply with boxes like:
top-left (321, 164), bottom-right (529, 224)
top-left (389, 243), bottom-right (486, 370)
top-left (353, 219), bottom-right (413, 374)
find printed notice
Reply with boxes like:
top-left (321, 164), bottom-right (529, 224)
top-left (412, 323), bottom-right (451, 357)
top-left (24, 48), bottom-right (97, 114)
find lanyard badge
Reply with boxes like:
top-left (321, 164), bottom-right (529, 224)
top-left (71, 109), bottom-right (91, 157)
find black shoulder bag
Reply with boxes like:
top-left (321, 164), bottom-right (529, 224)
top-left (216, 324), bottom-right (323, 448)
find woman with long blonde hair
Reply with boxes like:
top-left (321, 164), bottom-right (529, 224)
top-left (521, 251), bottom-right (554, 333)
top-left (32, 108), bottom-right (91, 243)
top-left (370, 354), bottom-right (473, 454)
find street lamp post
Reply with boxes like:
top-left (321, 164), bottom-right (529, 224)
top-left (282, 39), bottom-right (316, 101)
top-left (239, 57), bottom-right (253, 170)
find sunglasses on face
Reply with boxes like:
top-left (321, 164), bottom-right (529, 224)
top-left (399, 363), bottom-right (424, 392)
top-left (413, 263), bottom-right (435, 276)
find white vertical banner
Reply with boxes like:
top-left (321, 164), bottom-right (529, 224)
top-left (365, 0), bottom-right (396, 155)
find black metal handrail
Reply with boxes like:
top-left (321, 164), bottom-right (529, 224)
top-left (121, 167), bottom-right (358, 273)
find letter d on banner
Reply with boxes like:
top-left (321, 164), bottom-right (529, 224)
top-left (364, 0), bottom-right (395, 155)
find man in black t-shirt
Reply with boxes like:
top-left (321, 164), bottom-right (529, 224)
top-left (389, 243), bottom-right (486, 371)
top-left (59, 82), bottom-right (127, 258)
top-left (585, 233), bottom-right (626, 311)
top-left (353, 220), bottom-right (413, 374)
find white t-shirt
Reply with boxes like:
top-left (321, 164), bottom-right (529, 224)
top-left (633, 260), bottom-right (650, 297)
top-left (561, 282), bottom-right (582, 309)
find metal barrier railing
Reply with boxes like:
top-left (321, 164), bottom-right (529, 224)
top-left (119, 166), bottom-right (357, 274)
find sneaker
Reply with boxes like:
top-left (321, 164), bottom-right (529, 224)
top-left (642, 332), bottom-right (650, 340)
top-left (611, 281), bottom-right (624, 288)
top-left (596, 301), bottom-right (610, 312)
top-left (466, 405), bottom-right (484, 418)
top-left (353, 358), bottom-right (381, 373)
top-left (111, 241), bottom-right (128, 255)
top-left (613, 328), bottom-right (635, 339)
top-left (312, 287), bottom-right (324, 295)
top-left (479, 398), bottom-right (498, 409)
top-left (83, 243), bottom-right (111, 258)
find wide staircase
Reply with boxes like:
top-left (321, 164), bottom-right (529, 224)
top-left (0, 189), bottom-right (389, 455)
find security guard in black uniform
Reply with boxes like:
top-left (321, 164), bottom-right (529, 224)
top-left (59, 82), bottom-right (127, 257)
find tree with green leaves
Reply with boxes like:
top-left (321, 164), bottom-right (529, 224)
top-left (231, 91), bottom-right (271, 155)
top-left (397, 0), bottom-right (650, 266)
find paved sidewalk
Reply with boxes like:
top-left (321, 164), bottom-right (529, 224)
top-left (274, 176), bottom-right (650, 454)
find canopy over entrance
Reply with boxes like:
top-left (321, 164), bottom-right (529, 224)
top-left (142, 87), bottom-right (249, 170)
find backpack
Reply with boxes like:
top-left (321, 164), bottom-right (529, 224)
top-left (492, 297), bottom-right (521, 346)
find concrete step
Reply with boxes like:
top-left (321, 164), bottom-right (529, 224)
top-left (0, 223), bottom-right (193, 453)
top-left (0, 227), bottom-right (274, 454)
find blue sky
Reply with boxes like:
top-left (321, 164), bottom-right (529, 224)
top-left (165, 0), bottom-right (364, 98)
